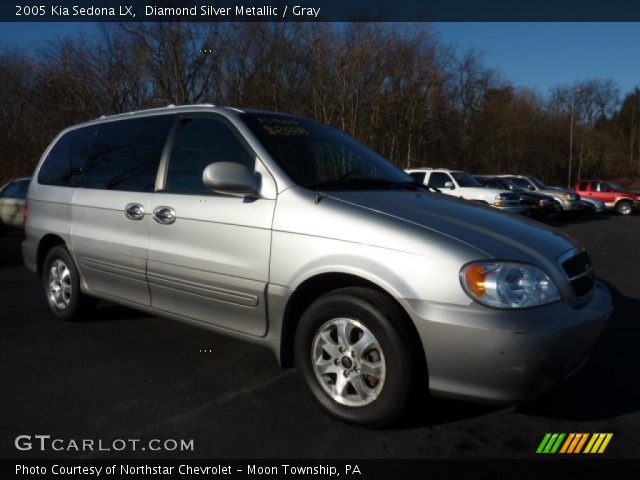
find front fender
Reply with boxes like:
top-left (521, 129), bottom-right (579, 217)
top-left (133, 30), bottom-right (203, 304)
top-left (269, 231), bottom-right (472, 307)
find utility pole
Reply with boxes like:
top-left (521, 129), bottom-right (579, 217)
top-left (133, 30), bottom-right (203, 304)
top-left (568, 87), bottom-right (583, 188)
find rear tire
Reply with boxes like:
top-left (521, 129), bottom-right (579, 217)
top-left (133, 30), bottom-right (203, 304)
top-left (294, 287), bottom-right (420, 427)
top-left (616, 200), bottom-right (633, 216)
top-left (42, 245), bottom-right (96, 321)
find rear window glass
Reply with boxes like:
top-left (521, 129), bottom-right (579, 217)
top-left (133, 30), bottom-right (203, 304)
top-left (38, 126), bottom-right (97, 186)
top-left (1, 180), bottom-right (29, 199)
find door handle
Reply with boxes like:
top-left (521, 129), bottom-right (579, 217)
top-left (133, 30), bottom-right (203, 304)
top-left (124, 203), bottom-right (145, 220)
top-left (153, 206), bottom-right (176, 225)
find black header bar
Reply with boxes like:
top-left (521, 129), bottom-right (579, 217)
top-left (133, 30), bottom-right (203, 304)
top-left (3, 0), bottom-right (640, 22)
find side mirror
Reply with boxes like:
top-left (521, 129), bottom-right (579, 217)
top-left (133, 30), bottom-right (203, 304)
top-left (444, 181), bottom-right (455, 190)
top-left (528, 185), bottom-right (535, 191)
top-left (202, 162), bottom-right (259, 198)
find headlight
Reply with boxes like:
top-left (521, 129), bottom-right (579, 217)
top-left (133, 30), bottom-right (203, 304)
top-left (494, 194), bottom-right (510, 206)
top-left (460, 261), bottom-right (561, 309)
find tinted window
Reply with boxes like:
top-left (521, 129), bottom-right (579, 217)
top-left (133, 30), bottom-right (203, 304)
top-left (451, 171), bottom-right (481, 187)
top-left (508, 177), bottom-right (534, 190)
top-left (38, 126), bottom-right (97, 186)
top-left (165, 116), bottom-right (255, 194)
top-left (595, 182), bottom-right (611, 192)
top-left (79, 116), bottom-right (174, 192)
top-left (427, 172), bottom-right (452, 189)
top-left (529, 176), bottom-right (547, 189)
top-left (578, 182), bottom-right (589, 191)
top-left (1, 180), bottom-right (28, 199)
top-left (240, 113), bottom-right (411, 190)
top-left (479, 178), bottom-right (507, 189)
top-left (408, 172), bottom-right (426, 183)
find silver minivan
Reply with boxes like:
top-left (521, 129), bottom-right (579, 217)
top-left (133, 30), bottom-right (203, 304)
top-left (23, 105), bottom-right (612, 426)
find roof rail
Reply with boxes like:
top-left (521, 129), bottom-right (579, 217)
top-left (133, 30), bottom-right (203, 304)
top-left (96, 103), bottom-right (217, 120)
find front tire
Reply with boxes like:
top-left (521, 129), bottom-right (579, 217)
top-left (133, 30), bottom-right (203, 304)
top-left (616, 200), bottom-right (633, 216)
top-left (43, 245), bottom-right (96, 321)
top-left (294, 287), bottom-right (419, 427)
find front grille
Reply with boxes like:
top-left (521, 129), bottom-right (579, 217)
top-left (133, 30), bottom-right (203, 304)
top-left (562, 251), bottom-right (595, 297)
top-left (502, 194), bottom-right (520, 206)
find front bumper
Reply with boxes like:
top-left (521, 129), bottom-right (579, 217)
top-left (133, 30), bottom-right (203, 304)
top-left (405, 281), bottom-right (612, 404)
top-left (494, 205), bottom-right (524, 214)
top-left (558, 199), bottom-right (581, 211)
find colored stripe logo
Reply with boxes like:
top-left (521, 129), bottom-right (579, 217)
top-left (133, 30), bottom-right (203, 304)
top-left (536, 433), bottom-right (612, 454)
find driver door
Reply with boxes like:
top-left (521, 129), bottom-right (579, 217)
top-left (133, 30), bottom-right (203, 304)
top-left (593, 182), bottom-right (616, 207)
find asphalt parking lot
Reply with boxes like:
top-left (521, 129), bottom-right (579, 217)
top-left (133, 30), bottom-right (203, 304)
top-left (1, 214), bottom-right (639, 459)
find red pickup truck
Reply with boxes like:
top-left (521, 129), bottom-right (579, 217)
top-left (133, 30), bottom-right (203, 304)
top-left (575, 180), bottom-right (640, 215)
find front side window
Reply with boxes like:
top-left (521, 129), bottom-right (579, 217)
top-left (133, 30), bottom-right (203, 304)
top-left (79, 115), bottom-right (174, 192)
top-left (240, 113), bottom-right (412, 190)
top-left (451, 172), bottom-right (481, 188)
top-left (595, 182), bottom-right (611, 192)
top-left (528, 176), bottom-right (547, 189)
top-left (165, 116), bottom-right (255, 195)
top-left (509, 177), bottom-right (534, 190)
top-left (427, 172), bottom-right (453, 189)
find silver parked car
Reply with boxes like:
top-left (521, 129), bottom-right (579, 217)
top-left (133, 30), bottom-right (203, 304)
top-left (23, 106), bottom-right (612, 427)
top-left (488, 175), bottom-right (581, 212)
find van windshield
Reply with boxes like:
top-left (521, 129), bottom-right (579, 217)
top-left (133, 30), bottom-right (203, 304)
top-left (240, 113), bottom-right (414, 190)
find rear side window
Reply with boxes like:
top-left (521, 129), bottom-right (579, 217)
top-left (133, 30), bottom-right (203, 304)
top-left (38, 126), bottom-right (97, 186)
top-left (427, 172), bottom-right (452, 189)
top-left (578, 182), bottom-right (588, 191)
top-left (79, 115), bottom-right (174, 192)
top-left (165, 116), bottom-right (255, 195)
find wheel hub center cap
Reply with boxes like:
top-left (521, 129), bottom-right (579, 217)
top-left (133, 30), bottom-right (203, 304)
top-left (341, 356), bottom-right (353, 369)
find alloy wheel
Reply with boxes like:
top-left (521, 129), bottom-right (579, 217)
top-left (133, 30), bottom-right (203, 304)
top-left (311, 318), bottom-right (386, 407)
top-left (48, 259), bottom-right (72, 310)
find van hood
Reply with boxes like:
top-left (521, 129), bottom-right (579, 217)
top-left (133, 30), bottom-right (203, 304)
top-left (324, 190), bottom-right (579, 264)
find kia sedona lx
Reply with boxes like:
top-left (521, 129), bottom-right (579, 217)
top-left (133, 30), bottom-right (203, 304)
top-left (23, 105), bottom-right (612, 427)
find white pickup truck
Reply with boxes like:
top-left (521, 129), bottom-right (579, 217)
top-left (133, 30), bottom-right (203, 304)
top-left (405, 168), bottom-right (523, 213)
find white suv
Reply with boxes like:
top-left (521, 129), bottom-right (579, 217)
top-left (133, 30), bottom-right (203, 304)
top-left (406, 168), bottom-right (522, 213)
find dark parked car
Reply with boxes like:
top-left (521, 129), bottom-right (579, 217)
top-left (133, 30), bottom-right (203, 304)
top-left (475, 176), bottom-right (558, 218)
